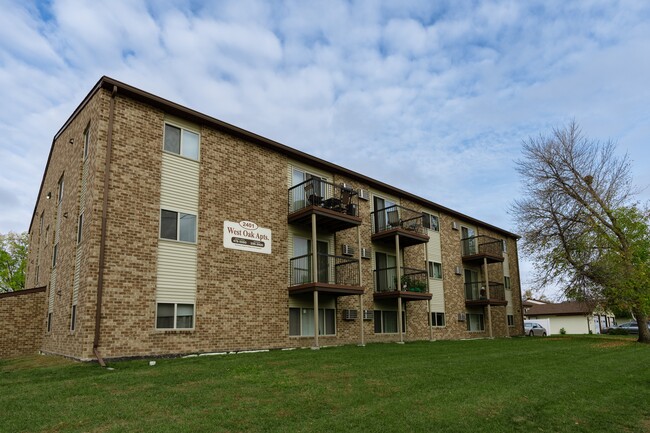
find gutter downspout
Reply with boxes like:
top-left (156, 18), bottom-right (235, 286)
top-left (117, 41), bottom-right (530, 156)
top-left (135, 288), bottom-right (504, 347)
top-left (94, 85), bottom-right (117, 367)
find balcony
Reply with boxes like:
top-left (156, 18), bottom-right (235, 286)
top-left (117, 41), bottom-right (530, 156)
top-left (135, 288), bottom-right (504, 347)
top-left (461, 235), bottom-right (504, 264)
top-left (371, 205), bottom-right (429, 247)
top-left (464, 281), bottom-right (507, 306)
top-left (289, 253), bottom-right (363, 296)
top-left (373, 267), bottom-right (432, 301)
top-left (288, 179), bottom-right (362, 233)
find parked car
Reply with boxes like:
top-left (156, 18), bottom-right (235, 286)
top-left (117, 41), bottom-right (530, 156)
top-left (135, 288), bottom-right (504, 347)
top-left (604, 321), bottom-right (650, 335)
top-left (524, 322), bottom-right (547, 337)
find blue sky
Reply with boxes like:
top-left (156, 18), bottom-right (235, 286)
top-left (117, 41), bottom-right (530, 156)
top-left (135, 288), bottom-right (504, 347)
top-left (1, 0), bottom-right (649, 298)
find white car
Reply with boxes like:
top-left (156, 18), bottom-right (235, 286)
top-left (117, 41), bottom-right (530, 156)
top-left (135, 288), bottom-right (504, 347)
top-left (524, 322), bottom-right (547, 337)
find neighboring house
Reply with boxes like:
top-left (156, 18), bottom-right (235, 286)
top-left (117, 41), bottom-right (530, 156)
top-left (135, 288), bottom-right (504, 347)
top-left (524, 301), bottom-right (615, 334)
top-left (2, 76), bottom-right (525, 361)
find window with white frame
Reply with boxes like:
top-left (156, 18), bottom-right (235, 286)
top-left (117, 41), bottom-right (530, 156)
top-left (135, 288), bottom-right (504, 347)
top-left (77, 213), bottom-right (84, 244)
top-left (422, 212), bottom-right (440, 231)
top-left (507, 314), bottom-right (514, 327)
top-left (83, 122), bottom-right (90, 160)
top-left (160, 209), bottom-right (197, 243)
top-left (164, 123), bottom-right (200, 160)
top-left (504, 276), bottom-right (511, 290)
top-left (70, 305), bottom-right (77, 331)
top-left (502, 239), bottom-right (507, 253)
top-left (57, 175), bottom-right (64, 204)
top-left (374, 310), bottom-right (406, 333)
top-left (428, 261), bottom-right (443, 279)
top-left (467, 312), bottom-right (485, 331)
top-left (289, 307), bottom-right (335, 336)
top-left (431, 312), bottom-right (445, 327)
top-left (156, 303), bottom-right (194, 329)
top-left (52, 243), bottom-right (58, 268)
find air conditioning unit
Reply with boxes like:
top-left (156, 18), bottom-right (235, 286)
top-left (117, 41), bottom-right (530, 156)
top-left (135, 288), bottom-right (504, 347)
top-left (363, 310), bottom-right (374, 320)
top-left (454, 266), bottom-right (462, 275)
top-left (457, 313), bottom-right (466, 322)
top-left (342, 244), bottom-right (354, 256)
top-left (452, 221), bottom-right (459, 230)
top-left (361, 247), bottom-right (371, 259)
top-left (358, 189), bottom-right (370, 201)
top-left (343, 309), bottom-right (358, 320)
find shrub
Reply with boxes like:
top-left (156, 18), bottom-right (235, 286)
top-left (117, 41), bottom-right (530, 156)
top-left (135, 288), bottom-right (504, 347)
top-left (608, 328), bottom-right (629, 336)
top-left (560, 328), bottom-right (567, 335)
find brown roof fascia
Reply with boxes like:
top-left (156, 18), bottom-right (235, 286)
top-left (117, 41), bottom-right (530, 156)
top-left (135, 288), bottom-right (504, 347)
top-left (0, 286), bottom-right (47, 299)
top-left (30, 75), bottom-right (520, 239)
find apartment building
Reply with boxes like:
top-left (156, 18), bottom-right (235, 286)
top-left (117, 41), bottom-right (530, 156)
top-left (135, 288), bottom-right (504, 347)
top-left (22, 76), bottom-right (524, 361)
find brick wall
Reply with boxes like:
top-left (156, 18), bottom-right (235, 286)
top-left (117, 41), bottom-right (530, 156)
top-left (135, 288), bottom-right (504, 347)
top-left (0, 288), bottom-right (46, 358)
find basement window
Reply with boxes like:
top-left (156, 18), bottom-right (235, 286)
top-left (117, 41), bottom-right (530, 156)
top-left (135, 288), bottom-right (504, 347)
top-left (156, 303), bottom-right (194, 329)
top-left (431, 312), bottom-right (445, 327)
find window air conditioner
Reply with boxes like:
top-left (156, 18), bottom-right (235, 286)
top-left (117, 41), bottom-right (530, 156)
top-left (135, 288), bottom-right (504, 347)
top-left (343, 309), bottom-right (358, 320)
top-left (361, 247), bottom-right (371, 259)
top-left (342, 244), bottom-right (354, 256)
top-left (363, 310), bottom-right (374, 320)
top-left (454, 266), bottom-right (462, 275)
top-left (452, 221), bottom-right (459, 230)
top-left (358, 189), bottom-right (370, 201)
top-left (457, 313), bottom-right (466, 322)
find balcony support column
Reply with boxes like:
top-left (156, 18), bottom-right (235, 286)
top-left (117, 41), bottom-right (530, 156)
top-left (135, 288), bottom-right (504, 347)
top-left (483, 257), bottom-right (493, 338)
top-left (425, 243), bottom-right (433, 342)
top-left (357, 225), bottom-right (365, 347)
top-left (395, 233), bottom-right (404, 344)
top-left (312, 213), bottom-right (319, 349)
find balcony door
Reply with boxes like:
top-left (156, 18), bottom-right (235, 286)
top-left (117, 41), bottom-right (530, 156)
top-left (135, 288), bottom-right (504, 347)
top-left (376, 252), bottom-right (397, 291)
top-left (293, 237), bottom-right (329, 284)
top-left (461, 226), bottom-right (476, 255)
top-left (373, 196), bottom-right (396, 232)
top-left (464, 269), bottom-right (480, 300)
top-left (292, 168), bottom-right (327, 208)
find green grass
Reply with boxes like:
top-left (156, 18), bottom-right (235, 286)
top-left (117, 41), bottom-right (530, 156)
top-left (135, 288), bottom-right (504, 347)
top-left (1, 336), bottom-right (649, 433)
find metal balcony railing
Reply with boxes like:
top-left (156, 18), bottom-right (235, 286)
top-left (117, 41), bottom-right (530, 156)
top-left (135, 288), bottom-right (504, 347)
top-left (374, 267), bottom-right (428, 293)
top-left (288, 179), bottom-right (359, 216)
top-left (461, 235), bottom-right (503, 258)
top-left (289, 253), bottom-right (360, 286)
top-left (464, 281), bottom-right (506, 302)
top-left (371, 205), bottom-right (426, 236)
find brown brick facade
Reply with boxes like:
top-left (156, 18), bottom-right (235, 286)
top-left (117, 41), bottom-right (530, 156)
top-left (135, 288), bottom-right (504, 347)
top-left (0, 287), bottom-right (46, 358)
top-left (17, 76), bottom-right (523, 361)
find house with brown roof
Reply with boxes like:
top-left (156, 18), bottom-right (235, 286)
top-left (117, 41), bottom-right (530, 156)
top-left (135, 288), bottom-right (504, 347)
top-left (524, 301), bottom-right (615, 335)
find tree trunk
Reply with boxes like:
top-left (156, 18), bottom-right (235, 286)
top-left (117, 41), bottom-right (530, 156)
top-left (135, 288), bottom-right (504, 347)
top-left (634, 312), bottom-right (650, 344)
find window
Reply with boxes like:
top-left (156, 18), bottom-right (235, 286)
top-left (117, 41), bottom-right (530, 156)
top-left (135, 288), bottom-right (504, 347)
top-left (39, 212), bottom-right (44, 237)
top-left (83, 122), bottom-right (90, 160)
top-left (428, 261), bottom-right (442, 279)
top-left (467, 313), bottom-right (485, 331)
top-left (71, 305), bottom-right (77, 331)
top-left (289, 308), bottom-right (335, 336)
top-left (47, 312), bottom-right (52, 333)
top-left (57, 175), bottom-right (64, 204)
top-left (507, 314), bottom-right (514, 327)
top-left (431, 312), bottom-right (445, 327)
top-left (374, 310), bottom-right (406, 333)
top-left (160, 209), bottom-right (196, 243)
top-left (502, 239), bottom-right (507, 253)
top-left (52, 244), bottom-right (58, 268)
top-left (421, 212), bottom-right (440, 231)
top-left (77, 213), bottom-right (84, 244)
top-left (156, 303), bottom-right (194, 329)
top-left (504, 276), bottom-right (511, 290)
top-left (164, 123), bottom-right (199, 160)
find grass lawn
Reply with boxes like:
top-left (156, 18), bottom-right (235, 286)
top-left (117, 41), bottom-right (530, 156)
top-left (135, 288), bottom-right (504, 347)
top-left (1, 336), bottom-right (649, 433)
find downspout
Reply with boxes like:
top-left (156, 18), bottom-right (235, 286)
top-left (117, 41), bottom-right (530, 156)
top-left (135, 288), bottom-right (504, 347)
top-left (94, 84), bottom-right (117, 367)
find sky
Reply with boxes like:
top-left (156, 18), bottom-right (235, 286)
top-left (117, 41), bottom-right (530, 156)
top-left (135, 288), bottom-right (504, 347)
top-left (1, 0), bottom-right (649, 299)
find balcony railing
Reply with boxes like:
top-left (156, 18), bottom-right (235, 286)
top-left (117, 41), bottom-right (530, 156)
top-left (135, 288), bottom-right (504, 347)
top-left (461, 235), bottom-right (503, 258)
top-left (289, 253), bottom-right (360, 286)
top-left (371, 204), bottom-right (427, 236)
top-left (374, 267), bottom-right (428, 293)
top-left (288, 179), bottom-right (359, 216)
top-left (464, 281), bottom-right (506, 302)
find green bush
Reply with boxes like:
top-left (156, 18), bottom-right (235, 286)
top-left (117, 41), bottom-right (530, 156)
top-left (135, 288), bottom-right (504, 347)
top-left (560, 328), bottom-right (567, 335)
top-left (608, 327), bottom-right (629, 335)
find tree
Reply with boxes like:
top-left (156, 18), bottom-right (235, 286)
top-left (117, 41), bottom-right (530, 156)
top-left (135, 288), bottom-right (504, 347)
top-left (512, 122), bottom-right (650, 343)
top-left (0, 231), bottom-right (28, 293)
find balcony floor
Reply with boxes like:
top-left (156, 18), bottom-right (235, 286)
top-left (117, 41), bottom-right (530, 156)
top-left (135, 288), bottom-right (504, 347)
top-left (288, 205), bottom-right (362, 233)
top-left (373, 290), bottom-right (432, 301)
top-left (465, 299), bottom-right (508, 307)
top-left (461, 253), bottom-right (504, 265)
top-left (371, 228), bottom-right (429, 248)
top-left (288, 282), bottom-right (364, 296)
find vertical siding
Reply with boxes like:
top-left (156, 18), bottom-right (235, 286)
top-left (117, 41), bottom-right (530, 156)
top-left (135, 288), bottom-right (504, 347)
top-left (426, 220), bottom-right (445, 313)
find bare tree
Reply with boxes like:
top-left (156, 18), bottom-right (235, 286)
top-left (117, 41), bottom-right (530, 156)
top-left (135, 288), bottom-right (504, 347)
top-left (512, 121), bottom-right (650, 343)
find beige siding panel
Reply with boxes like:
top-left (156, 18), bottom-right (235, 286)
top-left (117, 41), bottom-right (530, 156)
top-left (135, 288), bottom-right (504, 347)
top-left (156, 241), bottom-right (197, 303)
top-left (71, 246), bottom-right (82, 305)
top-left (429, 279), bottom-right (445, 312)
top-left (288, 160), bottom-right (333, 183)
top-left (503, 252), bottom-right (510, 276)
top-left (369, 188), bottom-right (399, 211)
top-left (164, 114), bottom-right (200, 133)
top-left (160, 153), bottom-right (200, 212)
top-left (506, 288), bottom-right (514, 315)
top-left (48, 268), bottom-right (56, 312)
top-left (426, 231), bottom-right (442, 262)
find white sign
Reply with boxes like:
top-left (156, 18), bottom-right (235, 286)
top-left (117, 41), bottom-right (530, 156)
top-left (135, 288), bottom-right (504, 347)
top-left (223, 220), bottom-right (272, 254)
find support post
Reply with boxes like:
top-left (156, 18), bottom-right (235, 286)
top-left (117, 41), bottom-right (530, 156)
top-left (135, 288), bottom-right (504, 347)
top-left (396, 233), bottom-right (404, 344)
top-left (357, 225), bottom-right (365, 346)
top-left (484, 257), bottom-right (493, 338)
top-left (312, 214), bottom-right (319, 349)
top-left (425, 244), bottom-right (433, 341)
